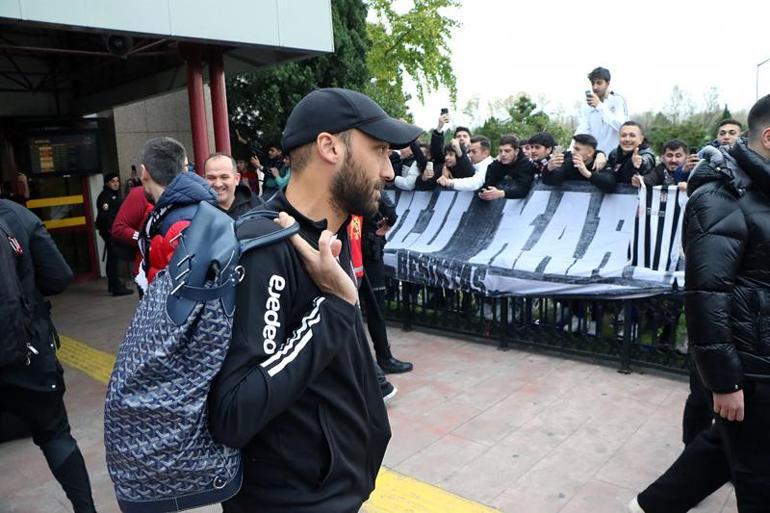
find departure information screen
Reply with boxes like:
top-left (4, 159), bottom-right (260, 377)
top-left (28, 132), bottom-right (100, 174)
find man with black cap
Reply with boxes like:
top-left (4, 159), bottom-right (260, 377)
top-left (209, 87), bottom-right (422, 513)
top-left (95, 173), bottom-right (132, 296)
top-left (575, 66), bottom-right (628, 155)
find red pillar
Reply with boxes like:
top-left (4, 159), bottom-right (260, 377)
top-left (184, 44), bottom-right (209, 175)
top-left (209, 47), bottom-right (231, 154)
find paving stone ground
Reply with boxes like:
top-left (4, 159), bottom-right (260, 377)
top-left (0, 280), bottom-right (736, 512)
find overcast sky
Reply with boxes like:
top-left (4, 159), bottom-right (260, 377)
top-left (400, 0), bottom-right (770, 130)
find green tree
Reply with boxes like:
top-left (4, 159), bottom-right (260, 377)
top-left (639, 86), bottom-right (727, 153)
top-left (474, 94), bottom-right (571, 153)
top-left (227, 0), bottom-right (369, 151)
top-left (365, 0), bottom-right (460, 119)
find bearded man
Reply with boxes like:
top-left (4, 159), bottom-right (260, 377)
top-left (209, 88), bottom-right (421, 513)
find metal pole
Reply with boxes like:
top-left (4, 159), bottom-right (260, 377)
top-left (184, 44), bottom-right (209, 175)
top-left (209, 47), bottom-right (231, 154)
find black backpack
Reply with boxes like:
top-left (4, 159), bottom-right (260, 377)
top-left (0, 215), bottom-right (35, 367)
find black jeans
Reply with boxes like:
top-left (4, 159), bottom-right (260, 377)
top-left (639, 381), bottom-right (770, 513)
top-left (0, 384), bottom-right (96, 513)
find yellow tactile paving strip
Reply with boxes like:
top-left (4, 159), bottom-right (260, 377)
top-left (366, 469), bottom-right (498, 513)
top-left (58, 335), bottom-right (499, 513)
top-left (58, 335), bottom-right (116, 385)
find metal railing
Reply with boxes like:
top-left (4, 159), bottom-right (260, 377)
top-left (383, 279), bottom-right (689, 376)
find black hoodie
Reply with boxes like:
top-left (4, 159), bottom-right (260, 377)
top-left (483, 151), bottom-right (536, 199)
top-left (683, 141), bottom-right (770, 393)
top-left (224, 183), bottom-right (263, 219)
top-left (541, 151), bottom-right (615, 193)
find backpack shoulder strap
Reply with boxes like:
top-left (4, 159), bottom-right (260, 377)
top-left (235, 209), bottom-right (300, 255)
top-left (165, 201), bottom-right (238, 325)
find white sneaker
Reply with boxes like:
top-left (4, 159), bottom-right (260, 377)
top-left (627, 496), bottom-right (644, 513)
top-left (382, 383), bottom-right (398, 403)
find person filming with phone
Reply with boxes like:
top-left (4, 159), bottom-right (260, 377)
top-left (479, 134), bottom-right (536, 200)
top-left (543, 134), bottom-right (615, 193)
top-left (575, 67), bottom-right (628, 155)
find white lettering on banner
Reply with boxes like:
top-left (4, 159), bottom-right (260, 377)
top-left (469, 196), bottom-right (537, 268)
top-left (262, 274), bottom-right (285, 354)
top-left (383, 183), bottom-right (686, 299)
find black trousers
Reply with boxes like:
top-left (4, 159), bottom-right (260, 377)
top-left (639, 381), bottom-right (770, 513)
top-left (100, 233), bottom-right (120, 290)
top-left (0, 384), bottom-right (96, 513)
top-left (359, 274), bottom-right (392, 362)
top-left (682, 360), bottom-right (713, 445)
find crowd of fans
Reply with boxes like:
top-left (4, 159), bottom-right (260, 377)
top-left (387, 67), bottom-right (745, 201)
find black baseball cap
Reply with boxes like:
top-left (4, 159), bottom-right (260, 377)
top-left (281, 88), bottom-right (423, 153)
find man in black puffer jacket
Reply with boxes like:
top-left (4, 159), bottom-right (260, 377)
top-left (631, 95), bottom-right (770, 513)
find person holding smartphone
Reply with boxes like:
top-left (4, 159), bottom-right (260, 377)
top-left (574, 67), bottom-right (628, 155)
top-left (638, 139), bottom-right (697, 192)
top-left (479, 134), bottom-right (536, 200)
top-left (543, 134), bottom-right (615, 193)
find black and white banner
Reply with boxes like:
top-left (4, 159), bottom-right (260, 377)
top-left (383, 182), bottom-right (687, 298)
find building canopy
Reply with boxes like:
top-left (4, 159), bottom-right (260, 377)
top-left (0, 0), bottom-right (334, 116)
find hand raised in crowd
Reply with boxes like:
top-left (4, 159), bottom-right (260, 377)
top-left (270, 167), bottom-right (280, 178)
top-left (678, 181), bottom-right (688, 192)
top-left (437, 113), bottom-right (450, 131)
top-left (586, 92), bottom-right (601, 108)
top-left (375, 218), bottom-right (392, 237)
top-left (250, 155), bottom-right (262, 169)
top-left (274, 212), bottom-right (358, 306)
top-left (593, 152), bottom-right (607, 171)
top-left (714, 390), bottom-right (744, 422)
top-left (436, 175), bottom-right (453, 188)
top-left (573, 153), bottom-right (592, 179)
top-left (547, 153), bottom-right (564, 171)
top-left (478, 186), bottom-right (504, 201)
top-left (235, 128), bottom-right (249, 145)
top-left (684, 153), bottom-right (700, 172)
top-left (631, 147), bottom-right (643, 169)
top-left (451, 138), bottom-right (462, 155)
top-left (631, 174), bottom-right (643, 188)
top-left (422, 162), bottom-right (435, 181)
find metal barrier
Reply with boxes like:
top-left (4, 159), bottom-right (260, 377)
top-left (383, 278), bottom-right (689, 376)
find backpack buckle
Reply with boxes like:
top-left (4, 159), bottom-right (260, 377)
top-left (234, 265), bottom-right (245, 283)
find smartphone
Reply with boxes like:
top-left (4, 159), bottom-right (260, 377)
top-left (552, 145), bottom-right (564, 156)
top-left (585, 90), bottom-right (593, 98)
top-left (440, 107), bottom-right (449, 115)
top-left (690, 146), bottom-right (699, 155)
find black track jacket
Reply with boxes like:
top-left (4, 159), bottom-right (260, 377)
top-left (209, 190), bottom-right (391, 513)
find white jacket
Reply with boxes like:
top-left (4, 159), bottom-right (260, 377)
top-left (575, 91), bottom-right (628, 155)
top-left (452, 155), bottom-right (494, 192)
top-left (394, 161), bottom-right (420, 191)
